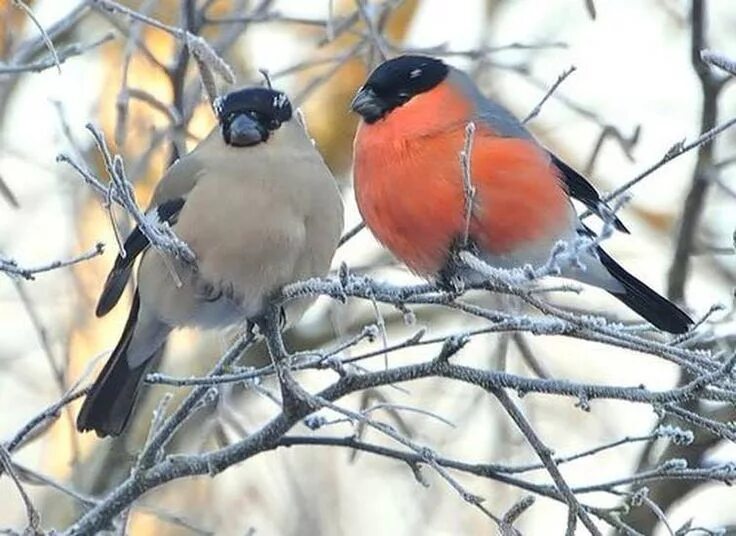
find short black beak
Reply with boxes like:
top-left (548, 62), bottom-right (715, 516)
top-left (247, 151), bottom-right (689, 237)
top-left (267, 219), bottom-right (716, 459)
top-left (226, 113), bottom-right (268, 147)
top-left (350, 87), bottom-right (385, 122)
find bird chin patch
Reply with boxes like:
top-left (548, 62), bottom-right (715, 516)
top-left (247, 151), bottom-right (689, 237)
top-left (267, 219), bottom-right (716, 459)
top-left (228, 131), bottom-right (268, 147)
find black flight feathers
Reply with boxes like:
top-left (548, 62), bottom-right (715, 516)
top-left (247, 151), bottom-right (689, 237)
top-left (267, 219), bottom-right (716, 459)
top-left (543, 156), bottom-right (693, 333)
top-left (551, 153), bottom-right (629, 234)
top-left (95, 197), bottom-right (185, 317)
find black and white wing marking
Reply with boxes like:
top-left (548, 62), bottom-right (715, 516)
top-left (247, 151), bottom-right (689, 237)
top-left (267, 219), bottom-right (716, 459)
top-left (95, 197), bottom-right (186, 317)
top-left (551, 153), bottom-right (629, 234)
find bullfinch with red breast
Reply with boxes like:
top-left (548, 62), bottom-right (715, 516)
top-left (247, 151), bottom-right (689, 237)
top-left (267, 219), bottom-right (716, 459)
top-left (77, 87), bottom-right (344, 437)
top-left (350, 55), bottom-right (691, 334)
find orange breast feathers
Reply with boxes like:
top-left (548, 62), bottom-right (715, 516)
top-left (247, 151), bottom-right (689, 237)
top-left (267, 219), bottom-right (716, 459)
top-left (353, 83), bottom-right (572, 275)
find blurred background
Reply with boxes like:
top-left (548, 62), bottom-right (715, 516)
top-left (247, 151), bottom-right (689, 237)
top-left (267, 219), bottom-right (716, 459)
top-left (1, 0), bottom-right (736, 534)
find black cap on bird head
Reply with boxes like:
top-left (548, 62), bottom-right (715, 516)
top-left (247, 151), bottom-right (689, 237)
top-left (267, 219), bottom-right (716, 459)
top-left (351, 55), bottom-right (449, 123)
top-left (214, 87), bottom-right (293, 147)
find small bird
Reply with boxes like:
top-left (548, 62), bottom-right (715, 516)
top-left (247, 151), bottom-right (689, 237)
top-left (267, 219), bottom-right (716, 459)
top-left (350, 55), bottom-right (691, 333)
top-left (77, 87), bottom-right (344, 437)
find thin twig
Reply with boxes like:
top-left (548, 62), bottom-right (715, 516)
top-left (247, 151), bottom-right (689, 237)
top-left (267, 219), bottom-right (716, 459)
top-left (490, 387), bottom-right (602, 535)
top-left (667, 0), bottom-right (727, 301)
top-left (700, 49), bottom-right (736, 77)
top-left (0, 32), bottom-right (115, 75)
top-left (0, 445), bottom-right (41, 533)
top-left (460, 122), bottom-right (477, 246)
top-left (523, 65), bottom-right (576, 124)
top-left (338, 222), bottom-right (366, 248)
top-left (11, 0), bottom-right (61, 73)
top-left (0, 243), bottom-right (105, 280)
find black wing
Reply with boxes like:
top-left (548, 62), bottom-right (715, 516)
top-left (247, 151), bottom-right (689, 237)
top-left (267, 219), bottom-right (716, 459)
top-left (95, 197), bottom-right (186, 317)
top-left (550, 154), bottom-right (629, 234)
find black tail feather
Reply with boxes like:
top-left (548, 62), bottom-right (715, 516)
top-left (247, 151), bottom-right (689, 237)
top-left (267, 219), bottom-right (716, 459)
top-left (597, 247), bottom-right (693, 334)
top-left (78, 292), bottom-right (155, 437)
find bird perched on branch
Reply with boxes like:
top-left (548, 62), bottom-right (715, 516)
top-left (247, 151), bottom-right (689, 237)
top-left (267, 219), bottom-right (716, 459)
top-left (77, 87), bottom-right (344, 437)
top-left (350, 55), bottom-right (691, 334)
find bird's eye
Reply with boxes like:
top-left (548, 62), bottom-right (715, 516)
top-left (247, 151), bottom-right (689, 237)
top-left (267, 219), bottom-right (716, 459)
top-left (268, 118), bottom-right (281, 130)
top-left (409, 68), bottom-right (422, 79)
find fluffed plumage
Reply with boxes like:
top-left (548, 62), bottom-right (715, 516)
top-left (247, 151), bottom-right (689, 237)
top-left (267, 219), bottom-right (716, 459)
top-left (350, 55), bottom-right (691, 334)
top-left (78, 87), bottom-right (344, 437)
